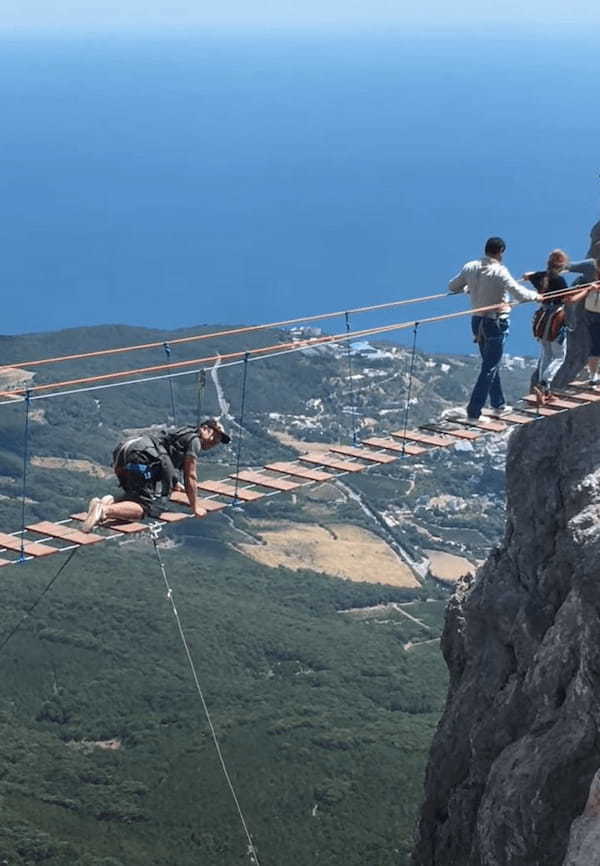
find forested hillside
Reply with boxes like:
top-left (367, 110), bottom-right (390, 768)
top-left (0, 322), bottom-right (534, 863)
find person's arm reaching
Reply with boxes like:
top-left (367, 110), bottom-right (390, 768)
top-left (183, 456), bottom-right (206, 518)
top-left (567, 259), bottom-right (598, 283)
top-left (569, 282), bottom-right (600, 304)
top-left (448, 267), bottom-right (468, 294)
top-left (499, 270), bottom-right (539, 304)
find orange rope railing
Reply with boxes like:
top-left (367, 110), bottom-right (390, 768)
top-left (3, 279), bottom-right (597, 401)
top-left (1, 298), bottom-right (539, 397)
top-left (8, 292), bottom-right (449, 370)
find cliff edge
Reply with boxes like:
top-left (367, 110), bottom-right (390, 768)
top-left (412, 402), bottom-right (600, 866)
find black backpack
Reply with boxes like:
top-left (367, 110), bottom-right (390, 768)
top-left (112, 434), bottom-right (161, 470)
top-left (113, 433), bottom-right (178, 496)
top-left (159, 426), bottom-right (201, 471)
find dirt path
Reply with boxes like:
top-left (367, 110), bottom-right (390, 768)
top-left (392, 603), bottom-right (431, 631)
top-left (403, 637), bottom-right (441, 652)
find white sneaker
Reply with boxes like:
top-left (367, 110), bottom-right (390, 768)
top-left (82, 497), bottom-right (105, 533)
top-left (442, 407), bottom-right (467, 420)
top-left (466, 415), bottom-right (492, 424)
top-left (492, 405), bottom-right (513, 416)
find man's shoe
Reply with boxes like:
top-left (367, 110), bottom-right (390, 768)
top-left (82, 497), bottom-right (105, 533)
top-left (466, 414), bottom-right (491, 424)
top-left (442, 407), bottom-right (467, 420)
top-left (492, 404), bottom-right (513, 416)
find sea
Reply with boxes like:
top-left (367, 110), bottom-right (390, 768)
top-left (1, 32), bottom-right (599, 356)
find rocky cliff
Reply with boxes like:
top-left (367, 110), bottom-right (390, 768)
top-left (588, 220), bottom-right (600, 260)
top-left (412, 400), bottom-right (600, 866)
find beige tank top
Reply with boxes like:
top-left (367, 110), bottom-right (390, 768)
top-left (585, 290), bottom-right (600, 314)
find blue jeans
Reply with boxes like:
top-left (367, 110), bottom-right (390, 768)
top-left (467, 316), bottom-right (509, 418)
top-left (536, 335), bottom-right (566, 389)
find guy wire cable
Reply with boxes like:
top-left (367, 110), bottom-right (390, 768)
top-left (0, 548), bottom-right (79, 655)
top-left (149, 527), bottom-right (262, 865)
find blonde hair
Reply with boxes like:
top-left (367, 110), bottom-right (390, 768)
top-left (547, 248), bottom-right (569, 272)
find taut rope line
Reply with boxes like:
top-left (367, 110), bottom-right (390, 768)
top-left (2, 280), bottom-right (596, 406)
top-left (400, 324), bottom-right (420, 456)
top-left (10, 291), bottom-right (450, 370)
top-left (149, 526), bottom-right (261, 865)
top-left (19, 390), bottom-right (32, 562)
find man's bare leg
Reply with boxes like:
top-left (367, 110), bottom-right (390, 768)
top-left (82, 497), bottom-right (144, 532)
top-left (104, 502), bottom-right (145, 522)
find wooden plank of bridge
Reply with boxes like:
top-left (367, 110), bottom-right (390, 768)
top-left (0, 532), bottom-right (59, 558)
top-left (482, 410), bottom-right (535, 425)
top-left (0, 558), bottom-right (14, 567)
top-left (264, 461), bottom-right (334, 482)
top-left (70, 513), bottom-right (148, 533)
top-left (569, 380), bottom-right (598, 391)
top-left (391, 429), bottom-right (452, 447)
top-left (158, 512), bottom-right (191, 523)
top-left (169, 492), bottom-right (227, 511)
top-left (230, 470), bottom-right (300, 491)
top-left (452, 417), bottom-right (507, 433)
top-left (554, 389), bottom-right (600, 403)
top-left (27, 520), bottom-right (104, 546)
top-left (196, 480), bottom-right (264, 501)
top-left (99, 521), bottom-right (147, 533)
top-left (571, 390), bottom-right (600, 402)
top-left (517, 404), bottom-right (563, 418)
top-left (363, 437), bottom-right (428, 456)
top-left (523, 394), bottom-right (581, 410)
top-left (421, 424), bottom-right (481, 441)
top-left (329, 444), bottom-right (396, 464)
top-left (299, 453), bottom-right (366, 473)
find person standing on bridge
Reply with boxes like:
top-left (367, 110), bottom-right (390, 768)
top-left (448, 236), bottom-right (540, 422)
top-left (566, 257), bottom-right (600, 384)
top-left (523, 249), bottom-right (572, 404)
top-left (81, 419), bottom-right (230, 532)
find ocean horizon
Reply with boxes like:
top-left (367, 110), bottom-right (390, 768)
top-left (1, 32), bottom-right (599, 356)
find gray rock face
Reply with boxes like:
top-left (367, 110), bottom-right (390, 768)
top-left (563, 817), bottom-right (600, 866)
top-left (563, 770), bottom-right (600, 865)
top-left (587, 220), bottom-right (600, 259)
top-left (412, 402), bottom-right (600, 866)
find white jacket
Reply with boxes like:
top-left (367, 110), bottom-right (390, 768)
top-left (448, 257), bottom-right (537, 315)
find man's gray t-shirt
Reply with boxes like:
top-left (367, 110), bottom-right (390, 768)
top-left (183, 435), bottom-right (202, 461)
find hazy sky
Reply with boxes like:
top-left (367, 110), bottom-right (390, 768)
top-left (2, 0), bottom-right (599, 35)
